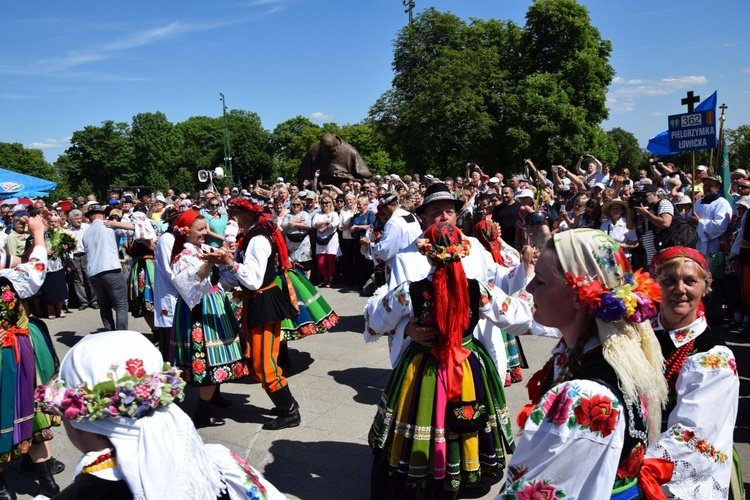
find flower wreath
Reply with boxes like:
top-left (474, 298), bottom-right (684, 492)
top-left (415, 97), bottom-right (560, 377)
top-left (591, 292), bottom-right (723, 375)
top-left (565, 268), bottom-right (662, 323)
top-left (35, 361), bottom-right (186, 421)
top-left (227, 197), bottom-right (264, 214)
top-left (416, 237), bottom-right (471, 263)
top-left (173, 225), bottom-right (191, 237)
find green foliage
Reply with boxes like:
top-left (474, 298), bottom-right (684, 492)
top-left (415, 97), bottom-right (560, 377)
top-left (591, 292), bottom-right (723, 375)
top-left (369, 0), bottom-right (615, 175)
top-left (0, 142), bottom-right (68, 200)
top-left (727, 125), bottom-right (750, 170)
top-left (606, 128), bottom-right (641, 171)
top-left (131, 111), bottom-right (183, 192)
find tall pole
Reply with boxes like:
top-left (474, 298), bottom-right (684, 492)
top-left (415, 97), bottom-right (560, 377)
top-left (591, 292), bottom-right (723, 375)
top-left (219, 92), bottom-right (233, 183)
top-left (402, 0), bottom-right (415, 25)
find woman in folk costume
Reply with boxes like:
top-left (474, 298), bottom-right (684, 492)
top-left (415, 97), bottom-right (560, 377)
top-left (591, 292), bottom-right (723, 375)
top-left (169, 210), bottom-right (247, 428)
top-left (365, 222), bottom-right (536, 500)
top-left (36, 330), bottom-right (285, 500)
top-left (0, 214), bottom-right (62, 498)
top-left (472, 219), bottom-right (525, 387)
top-left (646, 248), bottom-right (739, 499)
top-left (498, 229), bottom-right (671, 499)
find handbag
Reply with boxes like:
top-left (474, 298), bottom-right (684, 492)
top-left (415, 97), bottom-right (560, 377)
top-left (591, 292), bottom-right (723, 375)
top-left (446, 400), bottom-right (489, 433)
top-left (315, 232), bottom-right (334, 246)
top-left (286, 227), bottom-right (308, 243)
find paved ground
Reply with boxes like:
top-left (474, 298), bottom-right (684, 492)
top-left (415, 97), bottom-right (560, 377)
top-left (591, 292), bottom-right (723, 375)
top-left (5, 286), bottom-right (750, 499)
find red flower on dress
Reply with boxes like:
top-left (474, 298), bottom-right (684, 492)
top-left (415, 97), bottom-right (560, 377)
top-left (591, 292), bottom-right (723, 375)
top-left (1, 290), bottom-right (14, 302)
top-left (125, 359), bottom-right (146, 378)
top-left (192, 359), bottom-right (206, 375)
top-left (616, 443), bottom-right (645, 479)
top-left (573, 394), bottom-right (619, 437)
top-left (233, 363), bottom-right (247, 379)
top-left (191, 328), bottom-right (203, 343)
top-left (680, 429), bottom-right (695, 442)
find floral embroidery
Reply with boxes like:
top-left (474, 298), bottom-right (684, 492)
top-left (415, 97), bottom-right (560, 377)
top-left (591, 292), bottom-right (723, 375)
top-left (573, 393), bottom-right (619, 437)
top-left (671, 424), bottom-right (730, 464)
top-left (696, 351), bottom-right (736, 375)
top-left (616, 443), bottom-right (645, 480)
top-left (453, 402), bottom-right (485, 421)
top-left (502, 478), bottom-right (572, 499)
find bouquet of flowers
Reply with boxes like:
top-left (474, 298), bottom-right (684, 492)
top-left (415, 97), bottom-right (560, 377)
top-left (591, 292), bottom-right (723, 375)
top-left (48, 228), bottom-right (78, 259)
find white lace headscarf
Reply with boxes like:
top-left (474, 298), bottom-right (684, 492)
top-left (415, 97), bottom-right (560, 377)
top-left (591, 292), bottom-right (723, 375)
top-left (60, 331), bottom-right (225, 500)
top-left (552, 229), bottom-right (668, 445)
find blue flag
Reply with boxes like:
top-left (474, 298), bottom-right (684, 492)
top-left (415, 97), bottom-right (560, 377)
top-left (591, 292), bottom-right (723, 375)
top-left (647, 91), bottom-right (717, 155)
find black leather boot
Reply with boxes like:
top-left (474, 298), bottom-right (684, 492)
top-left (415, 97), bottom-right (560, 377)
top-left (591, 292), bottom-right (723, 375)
top-left (277, 342), bottom-right (291, 369)
top-left (34, 459), bottom-right (60, 497)
top-left (0, 469), bottom-right (16, 500)
top-left (262, 385), bottom-right (301, 430)
top-left (20, 454), bottom-right (65, 475)
top-left (211, 385), bottom-right (233, 407)
top-left (193, 398), bottom-right (225, 428)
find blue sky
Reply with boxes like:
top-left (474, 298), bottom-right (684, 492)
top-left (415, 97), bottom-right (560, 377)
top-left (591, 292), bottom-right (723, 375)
top-left (1, 0), bottom-right (748, 165)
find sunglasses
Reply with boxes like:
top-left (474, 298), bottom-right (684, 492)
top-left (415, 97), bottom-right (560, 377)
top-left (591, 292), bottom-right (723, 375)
top-left (321, 202), bottom-right (332, 205)
top-left (291, 203), bottom-right (302, 207)
top-left (209, 204), bottom-right (220, 208)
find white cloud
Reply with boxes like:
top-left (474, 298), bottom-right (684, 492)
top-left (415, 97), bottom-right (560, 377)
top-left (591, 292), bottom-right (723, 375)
top-left (26, 137), bottom-right (71, 150)
top-left (612, 76), bottom-right (624, 84)
top-left (309, 112), bottom-right (333, 122)
top-left (612, 75), bottom-right (708, 99)
top-left (742, 68), bottom-right (750, 73)
top-left (650, 112), bottom-right (665, 116)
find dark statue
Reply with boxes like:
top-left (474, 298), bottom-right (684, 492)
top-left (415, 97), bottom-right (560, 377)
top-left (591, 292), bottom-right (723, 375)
top-left (297, 133), bottom-right (373, 188)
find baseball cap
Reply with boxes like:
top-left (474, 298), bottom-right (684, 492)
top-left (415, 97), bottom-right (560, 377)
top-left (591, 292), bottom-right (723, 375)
top-left (154, 194), bottom-right (166, 203)
top-left (489, 176), bottom-right (499, 184)
top-left (276, 177), bottom-right (284, 182)
top-left (305, 191), bottom-right (316, 200)
top-left (593, 182), bottom-right (606, 191)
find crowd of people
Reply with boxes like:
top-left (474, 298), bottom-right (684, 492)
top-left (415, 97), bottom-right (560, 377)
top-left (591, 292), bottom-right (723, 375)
top-left (0, 151), bottom-right (746, 499)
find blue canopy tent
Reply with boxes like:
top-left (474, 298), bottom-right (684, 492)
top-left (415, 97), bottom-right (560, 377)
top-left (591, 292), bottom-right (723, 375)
top-left (647, 92), bottom-right (717, 155)
top-left (0, 167), bottom-right (57, 199)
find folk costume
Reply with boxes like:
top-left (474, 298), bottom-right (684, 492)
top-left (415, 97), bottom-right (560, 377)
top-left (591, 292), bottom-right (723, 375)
top-left (473, 220), bottom-right (525, 387)
top-left (125, 212), bottom-right (158, 319)
top-left (222, 198), bottom-right (300, 430)
top-left (365, 223), bottom-right (536, 499)
top-left (36, 330), bottom-right (286, 500)
top-left (0, 244), bottom-right (61, 496)
top-left (500, 229), bottom-right (670, 499)
top-left (647, 248), bottom-right (739, 499)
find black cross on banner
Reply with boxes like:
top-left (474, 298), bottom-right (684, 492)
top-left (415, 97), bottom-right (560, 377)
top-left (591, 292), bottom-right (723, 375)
top-left (681, 91), bottom-right (700, 113)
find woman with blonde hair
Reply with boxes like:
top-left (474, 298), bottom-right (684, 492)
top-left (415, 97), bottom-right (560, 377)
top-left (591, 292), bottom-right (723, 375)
top-left (311, 194), bottom-right (340, 288)
top-left (499, 229), bottom-right (670, 498)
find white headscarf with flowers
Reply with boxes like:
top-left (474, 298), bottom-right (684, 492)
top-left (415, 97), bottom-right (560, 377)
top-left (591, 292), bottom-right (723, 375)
top-left (56, 331), bottom-right (225, 500)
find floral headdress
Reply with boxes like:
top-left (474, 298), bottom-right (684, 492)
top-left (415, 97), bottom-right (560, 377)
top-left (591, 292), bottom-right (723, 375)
top-left (416, 223), bottom-right (471, 264)
top-left (227, 196), bottom-right (264, 214)
top-left (554, 229), bottom-right (662, 323)
top-left (35, 360), bottom-right (185, 421)
top-left (649, 246), bottom-right (710, 278)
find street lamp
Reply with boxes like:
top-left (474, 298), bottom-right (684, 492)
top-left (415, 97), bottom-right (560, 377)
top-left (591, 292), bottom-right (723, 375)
top-left (402, 0), bottom-right (415, 25)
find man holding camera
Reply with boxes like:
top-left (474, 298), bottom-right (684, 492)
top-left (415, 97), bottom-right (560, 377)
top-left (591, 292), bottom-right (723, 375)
top-left (626, 184), bottom-right (673, 266)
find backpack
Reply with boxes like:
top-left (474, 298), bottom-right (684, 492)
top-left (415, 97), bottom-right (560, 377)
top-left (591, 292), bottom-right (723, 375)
top-left (653, 201), bottom-right (698, 251)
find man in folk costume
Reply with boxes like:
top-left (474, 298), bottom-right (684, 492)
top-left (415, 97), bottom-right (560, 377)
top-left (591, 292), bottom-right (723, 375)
top-left (210, 197), bottom-right (301, 430)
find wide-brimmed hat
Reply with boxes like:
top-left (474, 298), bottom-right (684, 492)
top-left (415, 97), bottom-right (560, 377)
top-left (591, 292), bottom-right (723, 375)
top-left (731, 169), bottom-right (748, 179)
top-left (84, 204), bottom-right (107, 218)
top-left (675, 195), bottom-right (692, 206)
top-left (702, 173), bottom-right (722, 185)
top-left (514, 188), bottom-right (535, 200)
top-left (602, 198), bottom-right (628, 217)
top-left (415, 183), bottom-right (463, 215)
top-left (737, 196), bottom-right (750, 210)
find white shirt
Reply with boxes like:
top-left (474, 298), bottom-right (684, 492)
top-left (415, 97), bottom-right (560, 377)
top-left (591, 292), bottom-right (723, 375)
top-left (369, 208), bottom-right (422, 270)
top-left (599, 217), bottom-right (638, 256)
top-left (646, 315), bottom-right (738, 498)
top-left (82, 219), bottom-right (122, 276)
top-left (695, 195), bottom-right (733, 255)
top-left (153, 232), bottom-right (177, 328)
top-left (68, 222), bottom-right (90, 253)
top-left (221, 227), bottom-right (272, 292)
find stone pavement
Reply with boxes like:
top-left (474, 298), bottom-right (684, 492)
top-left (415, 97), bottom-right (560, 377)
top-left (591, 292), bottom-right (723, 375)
top-left (6, 286), bottom-right (750, 499)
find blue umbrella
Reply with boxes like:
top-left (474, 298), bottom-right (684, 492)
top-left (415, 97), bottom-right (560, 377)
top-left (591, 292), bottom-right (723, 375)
top-left (0, 167), bottom-right (57, 199)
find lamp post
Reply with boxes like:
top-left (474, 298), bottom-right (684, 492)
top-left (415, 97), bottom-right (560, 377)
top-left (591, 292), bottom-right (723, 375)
top-left (219, 92), bottom-right (233, 183)
top-left (402, 0), bottom-right (415, 25)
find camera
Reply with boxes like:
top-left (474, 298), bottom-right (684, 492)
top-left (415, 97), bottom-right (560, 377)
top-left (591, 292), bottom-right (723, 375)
top-left (628, 192), bottom-right (649, 209)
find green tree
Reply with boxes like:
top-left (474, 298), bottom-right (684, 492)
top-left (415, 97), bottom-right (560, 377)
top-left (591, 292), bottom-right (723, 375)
top-left (727, 125), bottom-right (750, 170)
top-left (271, 116), bottom-right (323, 182)
top-left (174, 116), bottom-right (223, 192)
top-left (131, 111), bottom-right (183, 192)
top-left (0, 142), bottom-right (67, 200)
top-left (60, 121), bottom-right (134, 199)
top-left (226, 110), bottom-right (274, 186)
top-left (606, 127), bottom-right (641, 171)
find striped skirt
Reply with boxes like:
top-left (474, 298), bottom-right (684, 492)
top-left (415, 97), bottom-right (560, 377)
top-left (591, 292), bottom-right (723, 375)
top-left (0, 318), bottom-right (60, 464)
top-left (279, 269), bottom-right (339, 341)
top-left (369, 338), bottom-right (513, 492)
top-left (128, 257), bottom-right (155, 318)
top-left (227, 270), bottom-right (339, 342)
top-left (504, 333), bottom-right (524, 387)
top-left (170, 288), bottom-right (248, 386)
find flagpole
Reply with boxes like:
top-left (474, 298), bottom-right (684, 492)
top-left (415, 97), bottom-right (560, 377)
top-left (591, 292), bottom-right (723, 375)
top-left (717, 103), bottom-right (729, 200)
